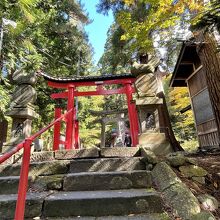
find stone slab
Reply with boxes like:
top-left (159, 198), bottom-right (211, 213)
top-left (163, 183), bottom-right (201, 219)
top-left (136, 97), bottom-right (163, 105)
top-left (179, 165), bottom-right (208, 177)
top-left (140, 143), bottom-right (173, 156)
top-left (139, 133), bottom-right (166, 145)
top-left (30, 175), bottom-right (64, 192)
top-left (43, 189), bottom-right (163, 217)
top-left (100, 147), bottom-right (140, 158)
top-left (0, 160), bottom-right (70, 177)
top-left (45, 213), bottom-right (171, 220)
top-left (0, 192), bottom-right (48, 219)
top-left (30, 151), bottom-right (55, 162)
top-left (63, 170), bottom-right (152, 191)
top-left (0, 176), bottom-right (35, 195)
top-left (138, 133), bottom-right (173, 156)
top-left (0, 164), bottom-right (21, 177)
top-left (6, 106), bottom-right (38, 119)
top-left (0, 176), bottom-right (21, 194)
top-left (140, 148), bottom-right (158, 164)
top-left (29, 161), bottom-right (70, 177)
top-left (14, 151), bottom-right (55, 163)
top-left (152, 162), bottom-right (201, 219)
top-left (69, 158), bottom-right (146, 173)
top-left (152, 162), bottom-right (181, 191)
top-left (55, 148), bottom-right (99, 160)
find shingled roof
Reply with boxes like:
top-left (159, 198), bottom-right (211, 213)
top-left (40, 72), bottom-right (135, 83)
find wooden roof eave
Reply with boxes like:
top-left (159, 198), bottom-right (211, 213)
top-left (169, 42), bottom-right (187, 87)
top-left (39, 72), bottom-right (136, 89)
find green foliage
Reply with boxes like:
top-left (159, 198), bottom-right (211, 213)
top-left (0, 84), bottom-right (10, 119)
top-left (98, 23), bottom-right (131, 120)
top-left (181, 139), bottom-right (198, 153)
top-left (117, 0), bottom-right (205, 51)
top-left (97, 0), bottom-right (219, 151)
top-left (96, 0), bottom-right (125, 15)
top-left (0, 0), bottom-right (104, 147)
top-left (1, 0), bottom-right (92, 77)
top-left (98, 23), bottom-right (132, 74)
top-left (97, 0), bottom-right (206, 53)
top-left (78, 95), bottom-right (104, 148)
top-left (0, 0), bottom-right (93, 122)
top-left (192, 0), bottom-right (220, 32)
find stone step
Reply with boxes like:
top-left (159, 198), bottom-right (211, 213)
top-left (0, 176), bottom-right (22, 194)
top-left (100, 147), bottom-right (140, 158)
top-left (0, 160), bottom-right (70, 177)
top-left (0, 148), bottom-right (100, 166)
top-left (63, 170), bottom-right (152, 191)
top-left (0, 190), bottom-right (164, 219)
top-left (0, 174), bottom-right (65, 195)
top-left (40, 213), bottom-right (171, 220)
top-left (0, 157), bottom-right (146, 177)
top-left (43, 189), bottom-right (163, 217)
top-left (0, 170), bottom-right (152, 195)
top-left (1, 147), bottom-right (141, 166)
top-left (69, 157), bottom-right (146, 173)
top-left (0, 192), bottom-right (49, 219)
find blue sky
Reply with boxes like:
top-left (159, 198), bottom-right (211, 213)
top-left (81, 0), bottom-right (114, 64)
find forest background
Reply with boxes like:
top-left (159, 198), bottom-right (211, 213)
top-left (0, 0), bottom-right (219, 150)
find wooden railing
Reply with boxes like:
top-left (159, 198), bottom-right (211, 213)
top-left (0, 109), bottom-right (73, 220)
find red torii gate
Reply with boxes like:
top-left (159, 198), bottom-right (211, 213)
top-left (41, 72), bottom-right (139, 149)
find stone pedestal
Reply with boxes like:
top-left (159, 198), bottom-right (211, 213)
top-left (2, 104), bottom-right (38, 153)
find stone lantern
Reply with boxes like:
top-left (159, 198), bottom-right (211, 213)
top-left (3, 68), bottom-right (38, 152)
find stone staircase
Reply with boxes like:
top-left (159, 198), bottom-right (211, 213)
top-left (0, 147), bottom-right (170, 220)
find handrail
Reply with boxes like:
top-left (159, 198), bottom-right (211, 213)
top-left (0, 108), bottom-right (73, 220)
top-left (0, 109), bottom-right (72, 164)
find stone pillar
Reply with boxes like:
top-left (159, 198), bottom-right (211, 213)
top-left (2, 69), bottom-right (38, 153)
top-left (115, 114), bottom-right (126, 147)
top-left (100, 119), bottom-right (106, 148)
top-left (3, 104), bottom-right (38, 152)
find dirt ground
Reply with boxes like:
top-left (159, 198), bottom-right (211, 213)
top-left (173, 153), bottom-right (220, 219)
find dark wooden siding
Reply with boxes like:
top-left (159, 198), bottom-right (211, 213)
top-left (197, 119), bottom-right (219, 146)
top-left (187, 67), bottom-right (220, 147)
top-left (188, 67), bottom-right (207, 96)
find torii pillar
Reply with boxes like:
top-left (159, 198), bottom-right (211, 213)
top-left (65, 85), bottom-right (75, 149)
top-left (125, 83), bottom-right (139, 146)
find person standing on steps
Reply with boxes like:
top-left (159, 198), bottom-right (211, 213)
top-left (124, 133), bottom-right (132, 147)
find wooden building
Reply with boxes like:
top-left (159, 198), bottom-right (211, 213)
top-left (170, 41), bottom-right (220, 147)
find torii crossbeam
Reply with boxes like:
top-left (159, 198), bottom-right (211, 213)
top-left (40, 72), bottom-right (139, 150)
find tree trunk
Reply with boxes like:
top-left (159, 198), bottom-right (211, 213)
top-left (157, 92), bottom-right (184, 151)
top-left (196, 31), bottom-right (220, 143)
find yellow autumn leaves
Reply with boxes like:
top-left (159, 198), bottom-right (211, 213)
top-left (118, 0), bottom-right (206, 51)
